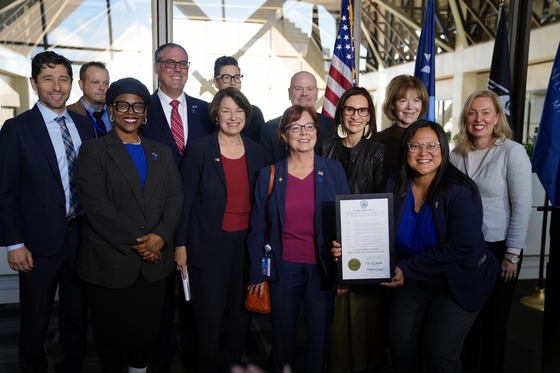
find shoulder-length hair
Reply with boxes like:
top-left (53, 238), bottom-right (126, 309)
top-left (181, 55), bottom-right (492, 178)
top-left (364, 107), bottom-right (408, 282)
top-left (394, 120), bottom-right (477, 206)
top-left (453, 90), bottom-right (512, 156)
top-left (277, 105), bottom-right (319, 146)
top-left (209, 87), bottom-right (252, 127)
top-left (332, 86), bottom-right (376, 139)
top-left (382, 75), bottom-right (428, 123)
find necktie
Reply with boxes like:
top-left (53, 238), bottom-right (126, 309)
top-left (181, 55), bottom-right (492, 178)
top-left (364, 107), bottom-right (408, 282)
top-left (170, 100), bottom-right (185, 155)
top-left (92, 110), bottom-right (107, 137)
top-left (55, 116), bottom-right (80, 217)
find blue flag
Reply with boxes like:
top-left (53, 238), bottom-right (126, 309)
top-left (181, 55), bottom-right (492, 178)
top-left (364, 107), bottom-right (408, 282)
top-left (414, 0), bottom-right (436, 121)
top-left (533, 42), bottom-right (560, 206)
top-left (488, 4), bottom-right (513, 130)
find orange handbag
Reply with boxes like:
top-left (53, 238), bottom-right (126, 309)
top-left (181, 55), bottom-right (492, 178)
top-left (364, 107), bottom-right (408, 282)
top-left (245, 165), bottom-right (275, 314)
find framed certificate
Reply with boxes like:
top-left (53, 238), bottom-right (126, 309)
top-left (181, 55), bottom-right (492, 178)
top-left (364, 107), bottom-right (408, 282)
top-left (335, 193), bottom-right (395, 283)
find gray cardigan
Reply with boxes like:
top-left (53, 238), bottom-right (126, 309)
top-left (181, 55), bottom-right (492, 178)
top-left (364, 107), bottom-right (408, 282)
top-left (450, 139), bottom-right (532, 250)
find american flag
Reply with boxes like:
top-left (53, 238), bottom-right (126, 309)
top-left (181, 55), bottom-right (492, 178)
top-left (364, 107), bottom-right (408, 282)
top-left (322, 0), bottom-right (355, 118)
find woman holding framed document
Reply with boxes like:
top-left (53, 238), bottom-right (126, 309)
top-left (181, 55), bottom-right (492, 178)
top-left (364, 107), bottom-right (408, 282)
top-left (333, 120), bottom-right (501, 372)
top-left (322, 87), bottom-right (389, 373)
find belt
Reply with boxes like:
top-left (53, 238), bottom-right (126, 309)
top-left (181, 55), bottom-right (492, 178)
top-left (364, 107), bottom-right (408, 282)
top-left (66, 215), bottom-right (83, 225)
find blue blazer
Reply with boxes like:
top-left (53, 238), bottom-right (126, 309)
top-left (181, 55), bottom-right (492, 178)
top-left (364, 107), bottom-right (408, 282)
top-left (176, 132), bottom-right (265, 269)
top-left (141, 90), bottom-right (214, 164)
top-left (0, 105), bottom-right (95, 255)
top-left (390, 179), bottom-right (500, 312)
top-left (248, 155), bottom-right (351, 285)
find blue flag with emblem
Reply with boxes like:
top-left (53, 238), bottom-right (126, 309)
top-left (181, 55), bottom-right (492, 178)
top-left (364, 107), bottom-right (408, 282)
top-left (533, 42), bottom-right (560, 206)
top-left (414, 0), bottom-right (436, 121)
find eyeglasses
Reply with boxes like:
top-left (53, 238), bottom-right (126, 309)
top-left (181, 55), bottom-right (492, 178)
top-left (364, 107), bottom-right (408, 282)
top-left (287, 123), bottom-right (316, 133)
top-left (113, 101), bottom-right (147, 114)
top-left (342, 106), bottom-right (371, 117)
top-left (159, 59), bottom-right (190, 69)
top-left (217, 74), bottom-right (243, 83)
top-left (407, 141), bottom-right (441, 153)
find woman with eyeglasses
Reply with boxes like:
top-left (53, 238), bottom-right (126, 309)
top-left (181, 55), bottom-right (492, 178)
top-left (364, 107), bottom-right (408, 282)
top-left (321, 87), bottom-right (390, 373)
top-left (450, 91), bottom-right (532, 373)
top-left (333, 120), bottom-right (499, 372)
top-left (247, 105), bottom-right (350, 373)
top-left (213, 56), bottom-right (266, 143)
top-left (174, 87), bottom-right (265, 372)
top-left (74, 78), bottom-right (183, 373)
top-left (380, 120), bottom-right (499, 372)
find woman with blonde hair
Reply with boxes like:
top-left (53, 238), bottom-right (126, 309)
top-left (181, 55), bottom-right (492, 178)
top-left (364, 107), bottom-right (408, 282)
top-left (450, 90), bottom-right (532, 373)
top-left (377, 75), bottom-right (429, 174)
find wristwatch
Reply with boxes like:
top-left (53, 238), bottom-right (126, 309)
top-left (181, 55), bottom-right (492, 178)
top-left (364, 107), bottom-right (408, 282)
top-left (504, 253), bottom-right (520, 264)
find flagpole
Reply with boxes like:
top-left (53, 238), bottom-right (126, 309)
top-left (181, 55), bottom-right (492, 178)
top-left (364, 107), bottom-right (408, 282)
top-left (353, 0), bottom-right (361, 86)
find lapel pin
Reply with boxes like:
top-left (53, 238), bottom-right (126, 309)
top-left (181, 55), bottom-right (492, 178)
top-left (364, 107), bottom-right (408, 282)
top-left (152, 152), bottom-right (158, 160)
top-left (214, 157), bottom-right (220, 163)
top-left (278, 177), bottom-right (283, 183)
top-left (318, 170), bottom-right (324, 176)
top-left (191, 105), bottom-right (198, 114)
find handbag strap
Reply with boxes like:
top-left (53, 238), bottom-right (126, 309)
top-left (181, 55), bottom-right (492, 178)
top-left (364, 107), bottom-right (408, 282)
top-left (267, 165), bottom-right (275, 197)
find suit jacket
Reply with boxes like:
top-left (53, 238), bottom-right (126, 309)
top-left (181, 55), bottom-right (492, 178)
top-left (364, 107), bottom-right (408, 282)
top-left (140, 90), bottom-right (214, 165)
top-left (247, 155), bottom-right (351, 285)
top-left (389, 178), bottom-right (500, 312)
top-left (241, 104), bottom-right (265, 143)
top-left (259, 112), bottom-right (333, 165)
top-left (175, 132), bottom-right (265, 269)
top-left (67, 99), bottom-right (87, 116)
top-left (74, 130), bottom-right (183, 288)
top-left (0, 105), bottom-right (95, 255)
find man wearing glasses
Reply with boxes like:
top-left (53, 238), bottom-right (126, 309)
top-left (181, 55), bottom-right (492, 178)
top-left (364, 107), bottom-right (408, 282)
top-left (212, 56), bottom-right (266, 143)
top-left (141, 42), bottom-right (213, 164)
top-left (141, 43), bottom-right (212, 373)
top-left (259, 71), bottom-right (333, 164)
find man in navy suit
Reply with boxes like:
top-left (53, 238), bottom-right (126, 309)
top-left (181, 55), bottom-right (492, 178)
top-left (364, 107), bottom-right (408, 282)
top-left (0, 51), bottom-right (95, 372)
top-left (140, 42), bottom-right (213, 373)
top-left (140, 43), bottom-right (214, 164)
top-left (259, 71), bottom-right (333, 164)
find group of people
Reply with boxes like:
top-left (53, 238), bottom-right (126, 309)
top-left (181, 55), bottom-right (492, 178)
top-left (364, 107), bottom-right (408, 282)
top-left (0, 41), bottom-right (532, 373)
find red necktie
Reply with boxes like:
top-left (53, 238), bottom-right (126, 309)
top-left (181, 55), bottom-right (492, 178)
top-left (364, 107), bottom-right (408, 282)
top-left (170, 100), bottom-right (185, 155)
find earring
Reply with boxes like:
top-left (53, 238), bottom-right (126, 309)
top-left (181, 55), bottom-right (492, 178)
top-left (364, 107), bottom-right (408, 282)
top-left (143, 117), bottom-right (147, 125)
top-left (109, 115), bottom-right (114, 122)
top-left (364, 124), bottom-right (371, 139)
top-left (337, 124), bottom-right (347, 138)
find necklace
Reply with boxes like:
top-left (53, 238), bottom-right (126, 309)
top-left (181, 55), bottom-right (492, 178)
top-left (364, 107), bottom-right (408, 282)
top-left (123, 136), bottom-right (142, 145)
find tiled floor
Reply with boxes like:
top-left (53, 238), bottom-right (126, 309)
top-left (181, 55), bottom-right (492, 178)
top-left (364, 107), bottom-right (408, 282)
top-left (0, 279), bottom-right (544, 373)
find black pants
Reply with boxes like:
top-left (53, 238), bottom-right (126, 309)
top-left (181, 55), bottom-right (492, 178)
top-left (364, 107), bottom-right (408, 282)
top-left (461, 240), bottom-right (522, 373)
top-left (18, 222), bottom-right (87, 373)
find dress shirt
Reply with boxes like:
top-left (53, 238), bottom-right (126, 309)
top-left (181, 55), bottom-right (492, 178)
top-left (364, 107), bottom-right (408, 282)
top-left (6, 102), bottom-right (83, 252)
top-left (81, 98), bottom-right (111, 133)
top-left (157, 89), bottom-right (188, 145)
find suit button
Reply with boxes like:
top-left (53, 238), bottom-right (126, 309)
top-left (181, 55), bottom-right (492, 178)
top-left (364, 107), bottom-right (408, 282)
top-left (140, 226), bottom-right (146, 230)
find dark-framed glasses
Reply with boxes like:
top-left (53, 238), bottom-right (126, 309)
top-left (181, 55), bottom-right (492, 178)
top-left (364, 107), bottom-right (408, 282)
top-left (342, 106), bottom-right (371, 117)
top-left (407, 141), bottom-right (441, 153)
top-left (113, 101), bottom-right (147, 114)
top-left (217, 74), bottom-right (243, 83)
top-left (287, 123), bottom-right (316, 133)
top-left (160, 59), bottom-right (190, 69)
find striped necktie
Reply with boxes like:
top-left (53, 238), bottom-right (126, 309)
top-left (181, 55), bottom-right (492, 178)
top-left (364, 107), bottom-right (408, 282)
top-left (170, 100), bottom-right (185, 155)
top-left (55, 116), bottom-right (80, 217)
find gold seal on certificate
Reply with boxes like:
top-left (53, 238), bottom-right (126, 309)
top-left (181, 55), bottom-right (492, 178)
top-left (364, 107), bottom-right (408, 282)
top-left (348, 258), bottom-right (361, 271)
top-left (335, 194), bottom-right (395, 284)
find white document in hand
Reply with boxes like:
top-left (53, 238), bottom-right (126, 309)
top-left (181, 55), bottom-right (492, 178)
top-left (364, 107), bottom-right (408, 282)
top-left (180, 267), bottom-right (191, 301)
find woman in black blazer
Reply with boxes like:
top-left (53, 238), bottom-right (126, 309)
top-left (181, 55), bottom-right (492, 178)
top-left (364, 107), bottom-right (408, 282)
top-left (175, 87), bottom-right (265, 372)
top-left (75, 78), bottom-right (183, 373)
